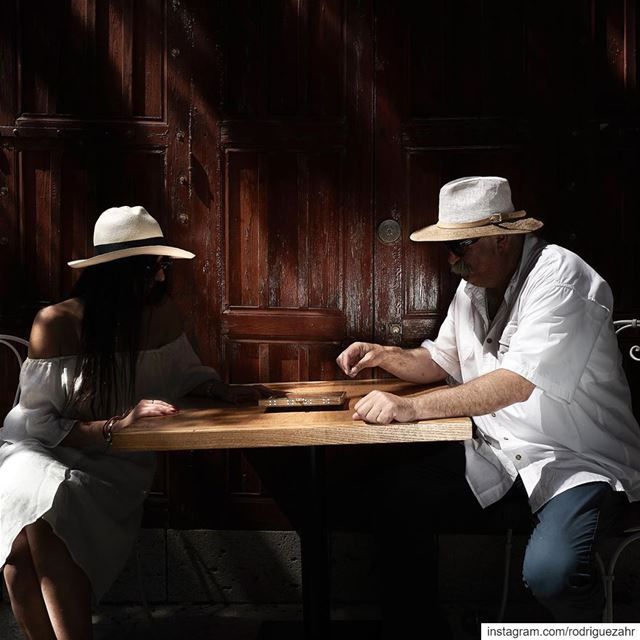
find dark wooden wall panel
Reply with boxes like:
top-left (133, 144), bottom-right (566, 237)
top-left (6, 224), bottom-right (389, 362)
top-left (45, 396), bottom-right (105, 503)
top-left (131, 0), bottom-right (165, 118)
top-left (223, 0), bottom-right (267, 116)
top-left (407, 1), bottom-right (527, 118)
top-left (222, 0), bottom-right (345, 117)
top-left (224, 340), bottom-right (342, 385)
top-left (227, 149), bottom-right (345, 312)
top-left (268, 343), bottom-right (301, 382)
top-left (59, 151), bottom-right (91, 295)
top-left (226, 341), bottom-right (262, 384)
top-left (227, 153), bottom-right (263, 308)
top-left (405, 156), bottom-right (444, 316)
top-left (308, 0), bottom-right (344, 117)
top-left (591, 146), bottom-right (640, 311)
top-left (308, 152), bottom-right (342, 309)
top-left (267, 1), bottom-right (299, 116)
top-left (21, 150), bottom-right (59, 302)
top-left (0, 147), bottom-right (20, 303)
top-left (266, 154), bottom-right (300, 307)
top-left (0, 2), bottom-right (18, 125)
top-left (19, 1), bottom-right (61, 115)
top-left (19, 0), bottom-right (165, 119)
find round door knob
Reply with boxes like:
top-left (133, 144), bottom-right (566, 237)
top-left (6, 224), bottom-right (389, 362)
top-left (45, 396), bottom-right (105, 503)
top-left (377, 219), bottom-right (401, 244)
top-left (388, 322), bottom-right (402, 336)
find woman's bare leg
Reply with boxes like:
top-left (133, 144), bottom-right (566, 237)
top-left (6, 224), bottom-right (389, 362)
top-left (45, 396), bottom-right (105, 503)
top-left (25, 519), bottom-right (93, 640)
top-left (4, 528), bottom-right (56, 640)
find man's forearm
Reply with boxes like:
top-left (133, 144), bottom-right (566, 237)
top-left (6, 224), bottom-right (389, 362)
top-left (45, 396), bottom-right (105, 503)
top-left (378, 346), bottom-right (448, 384)
top-left (412, 368), bottom-right (534, 419)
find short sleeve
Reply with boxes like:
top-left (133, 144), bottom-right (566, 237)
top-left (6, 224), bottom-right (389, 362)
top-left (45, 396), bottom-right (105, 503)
top-left (500, 284), bottom-right (610, 403)
top-left (170, 334), bottom-right (221, 397)
top-left (2, 359), bottom-right (77, 447)
top-left (421, 296), bottom-right (462, 383)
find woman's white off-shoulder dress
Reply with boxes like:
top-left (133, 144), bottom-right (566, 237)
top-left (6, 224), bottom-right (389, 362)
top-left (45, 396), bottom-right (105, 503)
top-left (0, 333), bottom-right (218, 599)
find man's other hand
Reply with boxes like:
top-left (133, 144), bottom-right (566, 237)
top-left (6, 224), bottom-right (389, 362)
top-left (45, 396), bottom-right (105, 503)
top-left (336, 342), bottom-right (386, 377)
top-left (352, 390), bottom-right (417, 424)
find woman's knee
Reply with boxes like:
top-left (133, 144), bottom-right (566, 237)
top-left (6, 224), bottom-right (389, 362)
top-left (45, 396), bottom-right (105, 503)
top-left (6, 528), bottom-right (31, 566)
top-left (4, 529), bottom-right (35, 591)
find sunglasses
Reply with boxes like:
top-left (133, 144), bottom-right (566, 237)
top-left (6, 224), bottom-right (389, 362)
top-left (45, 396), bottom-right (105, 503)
top-left (147, 257), bottom-right (173, 274)
top-left (446, 238), bottom-right (479, 257)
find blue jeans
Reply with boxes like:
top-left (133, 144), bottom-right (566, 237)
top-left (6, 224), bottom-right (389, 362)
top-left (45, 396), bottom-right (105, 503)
top-left (523, 480), bottom-right (624, 621)
top-left (375, 442), bottom-right (625, 629)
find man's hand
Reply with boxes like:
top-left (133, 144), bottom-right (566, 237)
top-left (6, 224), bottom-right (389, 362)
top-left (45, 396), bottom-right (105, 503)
top-left (336, 342), bottom-right (387, 377)
top-left (352, 391), bottom-right (417, 424)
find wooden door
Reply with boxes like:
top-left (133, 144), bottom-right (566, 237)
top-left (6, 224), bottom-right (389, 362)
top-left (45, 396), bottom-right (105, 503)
top-left (170, 0), bottom-right (375, 528)
top-left (373, 0), bottom-right (640, 404)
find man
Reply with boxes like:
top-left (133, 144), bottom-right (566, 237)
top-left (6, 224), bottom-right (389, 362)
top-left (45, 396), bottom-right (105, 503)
top-left (336, 176), bottom-right (640, 627)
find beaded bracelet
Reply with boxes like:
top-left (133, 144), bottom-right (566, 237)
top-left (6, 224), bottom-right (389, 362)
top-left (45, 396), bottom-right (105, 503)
top-left (101, 416), bottom-right (119, 448)
top-left (102, 408), bottom-right (133, 449)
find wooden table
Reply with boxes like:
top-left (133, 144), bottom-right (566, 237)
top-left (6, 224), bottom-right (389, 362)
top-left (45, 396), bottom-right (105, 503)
top-left (113, 379), bottom-right (472, 640)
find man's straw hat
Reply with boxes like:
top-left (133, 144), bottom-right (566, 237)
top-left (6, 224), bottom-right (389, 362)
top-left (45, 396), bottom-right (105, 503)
top-left (410, 176), bottom-right (543, 242)
top-left (68, 206), bottom-right (194, 269)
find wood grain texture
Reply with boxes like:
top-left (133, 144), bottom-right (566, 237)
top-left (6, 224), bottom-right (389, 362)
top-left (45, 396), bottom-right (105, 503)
top-left (112, 379), bottom-right (472, 451)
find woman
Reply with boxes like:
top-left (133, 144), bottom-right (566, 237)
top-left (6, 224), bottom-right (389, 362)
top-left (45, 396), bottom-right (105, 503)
top-left (0, 205), bottom-right (267, 639)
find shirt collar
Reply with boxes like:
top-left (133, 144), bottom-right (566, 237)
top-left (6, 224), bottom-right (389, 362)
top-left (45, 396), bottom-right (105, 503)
top-left (503, 234), bottom-right (546, 305)
top-left (463, 233), bottom-right (547, 321)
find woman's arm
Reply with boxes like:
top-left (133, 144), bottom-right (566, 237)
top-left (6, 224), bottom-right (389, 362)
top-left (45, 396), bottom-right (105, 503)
top-left (62, 399), bottom-right (178, 448)
top-left (27, 303), bottom-right (178, 449)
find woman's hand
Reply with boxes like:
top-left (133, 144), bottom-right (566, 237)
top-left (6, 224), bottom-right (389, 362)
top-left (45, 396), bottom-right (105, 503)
top-left (114, 399), bottom-right (178, 432)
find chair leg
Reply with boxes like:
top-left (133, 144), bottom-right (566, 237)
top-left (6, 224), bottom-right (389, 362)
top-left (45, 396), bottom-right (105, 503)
top-left (496, 528), bottom-right (513, 623)
top-left (134, 543), bottom-right (158, 637)
top-left (594, 552), bottom-right (610, 622)
top-left (596, 531), bottom-right (640, 623)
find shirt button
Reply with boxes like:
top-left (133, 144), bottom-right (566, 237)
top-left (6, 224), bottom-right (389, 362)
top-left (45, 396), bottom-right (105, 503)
top-left (486, 338), bottom-right (493, 344)
top-left (491, 412), bottom-right (496, 417)
top-left (503, 437), bottom-right (509, 441)
top-left (515, 454), bottom-right (522, 461)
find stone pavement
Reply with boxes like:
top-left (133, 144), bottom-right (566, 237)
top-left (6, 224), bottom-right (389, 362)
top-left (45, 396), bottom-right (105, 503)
top-left (2, 600), bottom-right (640, 639)
top-left (0, 600), bottom-right (550, 640)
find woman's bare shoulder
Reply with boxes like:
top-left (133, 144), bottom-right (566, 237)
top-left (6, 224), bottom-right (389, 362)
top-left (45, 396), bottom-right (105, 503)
top-left (28, 299), bottom-right (83, 359)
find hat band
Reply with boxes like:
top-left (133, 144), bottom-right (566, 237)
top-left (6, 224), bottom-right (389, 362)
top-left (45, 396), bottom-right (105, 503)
top-left (437, 210), bottom-right (526, 229)
top-left (94, 236), bottom-right (167, 255)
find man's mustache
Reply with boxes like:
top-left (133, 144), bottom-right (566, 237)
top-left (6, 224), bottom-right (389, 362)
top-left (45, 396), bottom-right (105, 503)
top-left (451, 259), bottom-right (471, 279)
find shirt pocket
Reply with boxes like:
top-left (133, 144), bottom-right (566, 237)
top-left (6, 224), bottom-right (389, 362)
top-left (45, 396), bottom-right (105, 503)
top-left (497, 321), bottom-right (518, 360)
top-left (458, 323), bottom-right (476, 361)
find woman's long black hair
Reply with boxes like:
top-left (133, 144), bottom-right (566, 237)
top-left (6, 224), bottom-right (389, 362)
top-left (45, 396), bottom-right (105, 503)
top-left (68, 255), bottom-right (167, 416)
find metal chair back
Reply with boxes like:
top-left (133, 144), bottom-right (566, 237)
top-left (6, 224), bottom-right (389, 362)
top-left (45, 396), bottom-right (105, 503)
top-left (0, 334), bottom-right (29, 407)
top-left (598, 319), bottom-right (640, 621)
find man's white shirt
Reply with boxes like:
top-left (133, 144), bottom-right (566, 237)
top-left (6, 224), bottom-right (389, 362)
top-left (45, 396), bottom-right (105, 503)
top-left (422, 234), bottom-right (640, 511)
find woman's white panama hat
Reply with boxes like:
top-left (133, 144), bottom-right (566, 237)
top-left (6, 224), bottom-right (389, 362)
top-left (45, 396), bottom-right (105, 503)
top-left (68, 206), bottom-right (194, 269)
top-left (409, 176), bottom-right (543, 242)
